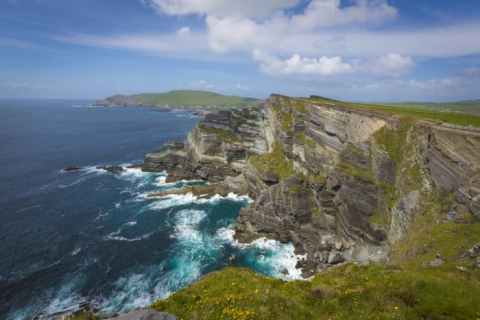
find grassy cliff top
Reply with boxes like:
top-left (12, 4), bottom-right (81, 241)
top-left (153, 264), bottom-right (480, 320)
top-left (382, 100), bottom-right (480, 116)
top-left (305, 96), bottom-right (480, 128)
top-left (133, 90), bottom-right (259, 108)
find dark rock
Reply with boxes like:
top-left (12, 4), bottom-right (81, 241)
top-left (428, 258), bottom-right (444, 267)
top-left (428, 253), bottom-right (444, 267)
top-left (137, 93), bottom-right (480, 275)
top-left (107, 309), bottom-right (176, 320)
top-left (327, 251), bottom-right (345, 265)
top-left (97, 165), bottom-right (124, 174)
top-left (466, 243), bottom-right (480, 258)
top-left (63, 166), bottom-right (82, 172)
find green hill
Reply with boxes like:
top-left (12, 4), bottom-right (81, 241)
top-left (97, 90), bottom-right (259, 109)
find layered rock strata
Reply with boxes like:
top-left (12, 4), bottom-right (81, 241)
top-left (142, 95), bottom-right (480, 276)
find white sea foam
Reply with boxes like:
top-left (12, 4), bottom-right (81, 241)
top-left (42, 276), bottom-right (85, 316)
top-left (100, 272), bottom-right (155, 314)
top-left (104, 232), bottom-right (154, 242)
top-left (103, 221), bottom-right (152, 242)
top-left (148, 192), bottom-right (252, 211)
top-left (71, 247), bottom-right (82, 256)
top-left (154, 175), bottom-right (167, 185)
top-left (173, 209), bottom-right (207, 243)
top-left (81, 165), bottom-right (106, 175)
top-left (248, 238), bottom-right (306, 281)
top-left (217, 227), bottom-right (305, 281)
top-left (215, 226), bottom-right (236, 243)
top-left (153, 178), bottom-right (204, 188)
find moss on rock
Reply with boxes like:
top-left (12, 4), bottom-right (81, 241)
top-left (249, 142), bottom-right (295, 181)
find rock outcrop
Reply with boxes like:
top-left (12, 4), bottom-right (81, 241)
top-left (107, 309), bottom-right (176, 320)
top-left (142, 94), bottom-right (480, 276)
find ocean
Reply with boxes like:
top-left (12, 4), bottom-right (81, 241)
top-left (0, 100), bottom-right (303, 319)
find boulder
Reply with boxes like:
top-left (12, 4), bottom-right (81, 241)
top-left (327, 251), bottom-right (345, 265)
top-left (63, 166), bottom-right (82, 172)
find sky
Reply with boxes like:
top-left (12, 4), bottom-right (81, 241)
top-left (1, 0), bottom-right (480, 102)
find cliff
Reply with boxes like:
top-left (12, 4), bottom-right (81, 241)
top-left (143, 94), bottom-right (480, 278)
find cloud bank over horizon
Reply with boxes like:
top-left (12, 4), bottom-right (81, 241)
top-left (1, 0), bottom-right (480, 101)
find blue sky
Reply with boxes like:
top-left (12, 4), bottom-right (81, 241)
top-left (1, 0), bottom-right (480, 101)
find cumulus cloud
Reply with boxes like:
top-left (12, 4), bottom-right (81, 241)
top-left (368, 53), bottom-right (414, 76)
top-left (291, 0), bottom-right (398, 29)
top-left (145, 0), bottom-right (300, 18)
top-left (253, 50), bottom-right (353, 76)
top-left (407, 77), bottom-right (463, 90)
top-left (55, 0), bottom-right (480, 83)
top-left (205, 0), bottom-right (398, 54)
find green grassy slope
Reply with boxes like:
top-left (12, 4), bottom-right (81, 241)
top-left (153, 264), bottom-right (480, 320)
top-left (133, 90), bottom-right (259, 108)
top-left (306, 96), bottom-right (480, 128)
top-left (382, 100), bottom-right (480, 116)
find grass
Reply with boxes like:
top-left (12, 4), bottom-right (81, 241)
top-left (307, 97), bottom-right (480, 128)
top-left (249, 142), bottom-right (295, 181)
top-left (198, 124), bottom-right (239, 143)
top-left (390, 191), bottom-right (480, 269)
top-left (132, 90), bottom-right (259, 108)
top-left (152, 186), bottom-right (480, 320)
top-left (152, 264), bottom-right (480, 320)
top-left (382, 100), bottom-right (480, 116)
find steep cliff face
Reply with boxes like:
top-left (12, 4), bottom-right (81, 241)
top-left (143, 94), bottom-right (480, 276)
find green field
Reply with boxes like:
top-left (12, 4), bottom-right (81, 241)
top-left (133, 90), bottom-right (259, 108)
top-left (306, 96), bottom-right (480, 128)
top-left (382, 100), bottom-right (480, 116)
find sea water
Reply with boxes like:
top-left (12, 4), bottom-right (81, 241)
top-left (0, 100), bottom-right (303, 319)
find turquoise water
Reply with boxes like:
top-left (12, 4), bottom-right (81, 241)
top-left (0, 100), bottom-right (302, 319)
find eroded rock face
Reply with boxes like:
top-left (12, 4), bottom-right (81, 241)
top-left (142, 94), bottom-right (480, 274)
top-left (420, 125), bottom-right (480, 219)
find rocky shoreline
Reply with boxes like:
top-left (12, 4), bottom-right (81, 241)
top-left (55, 93), bottom-right (480, 319)
top-left (139, 94), bottom-right (480, 277)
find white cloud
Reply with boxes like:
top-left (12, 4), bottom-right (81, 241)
top-left (407, 77), bottom-right (462, 90)
top-left (368, 53), bottom-right (414, 76)
top-left (55, 30), bottom-right (208, 55)
top-left (292, 0), bottom-right (397, 29)
top-left (146, 0), bottom-right (299, 18)
top-left (253, 50), bottom-right (353, 76)
top-left (205, 0), bottom-right (398, 54)
top-left (54, 0), bottom-right (480, 86)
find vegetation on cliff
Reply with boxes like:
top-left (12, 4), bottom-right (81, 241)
top-left (153, 263), bottom-right (480, 320)
top-left (249, 142), bottom-right (294, 181)
top-left (142, 93), bottom-right (480, 320)
top-left (100, 90), bottom-right (259, 108)
top-left (307, 96), bottom-right (480, 128)
top-left (382, 100), bottom-right (480, 116)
